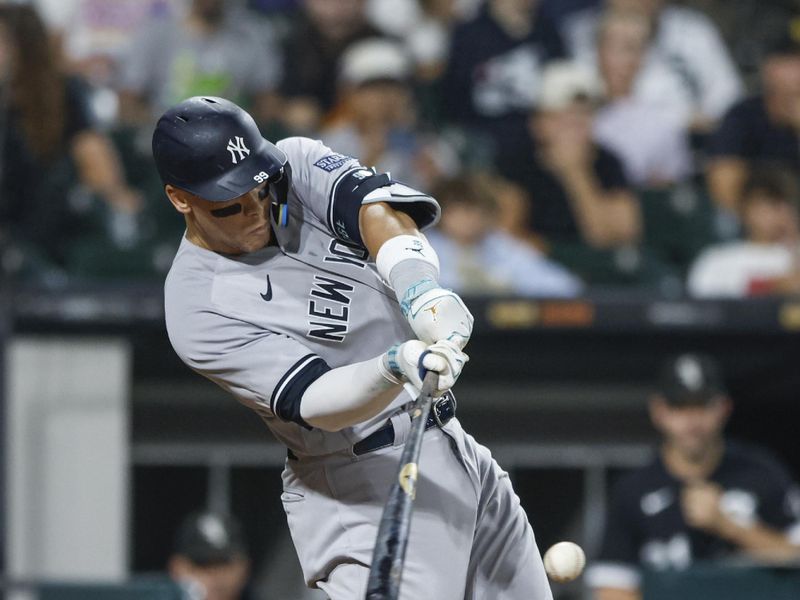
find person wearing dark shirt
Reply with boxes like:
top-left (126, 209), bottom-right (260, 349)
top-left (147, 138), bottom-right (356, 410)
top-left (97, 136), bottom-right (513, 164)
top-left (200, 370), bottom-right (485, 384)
top-left (442, 0), bottom-right (565, 148)
top-left (279, 0), bottom-right (381, 134)
top-left (498, 60), bottom-right (640, 249)
top-left (168, 511), bottom-right (251, 600)
top-left (706, 31), bottom-right (800, 215)
top-left (587, 353), bottom-right (800, 600)
top-left (0, 4), bottom-right (142, 280)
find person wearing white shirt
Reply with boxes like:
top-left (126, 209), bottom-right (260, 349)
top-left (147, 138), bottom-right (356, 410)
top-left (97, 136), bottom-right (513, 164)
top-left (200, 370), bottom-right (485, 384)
top-left (562, 0), bottom-right (743, 131)
top-left (688, 167), bottom-right (800, 298)
top-left (591, 9), bottom-right (693, 187)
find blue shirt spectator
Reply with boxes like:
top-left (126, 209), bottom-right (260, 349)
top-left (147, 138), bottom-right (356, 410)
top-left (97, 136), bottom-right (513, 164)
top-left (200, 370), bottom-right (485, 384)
top-left (427, 174), bottom-right (583, 297)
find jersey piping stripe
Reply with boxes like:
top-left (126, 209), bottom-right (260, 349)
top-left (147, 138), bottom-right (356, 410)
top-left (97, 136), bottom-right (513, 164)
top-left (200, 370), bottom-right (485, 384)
top-left (270, 353), bottom-right (319, 414)
top-left (378, 193), bottom-right (435, 200)
top-left (327, 165), bottom-right (364, 236)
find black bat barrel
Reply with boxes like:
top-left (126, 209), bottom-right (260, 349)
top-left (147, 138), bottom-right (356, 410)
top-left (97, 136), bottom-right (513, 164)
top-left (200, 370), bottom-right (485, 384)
top-left (365, 371), bottom-right (439, 600)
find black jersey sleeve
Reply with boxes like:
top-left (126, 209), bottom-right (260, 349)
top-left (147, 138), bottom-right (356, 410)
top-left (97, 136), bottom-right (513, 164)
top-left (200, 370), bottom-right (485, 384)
top-left (586, 477), bottom-right (643, 590)
top-left (754, 453), bottom-right (800, 534)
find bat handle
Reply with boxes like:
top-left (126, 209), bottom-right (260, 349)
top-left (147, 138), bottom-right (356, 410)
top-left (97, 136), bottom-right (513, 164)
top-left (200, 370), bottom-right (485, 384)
top-left (403, 370), bottom-right (439, 404)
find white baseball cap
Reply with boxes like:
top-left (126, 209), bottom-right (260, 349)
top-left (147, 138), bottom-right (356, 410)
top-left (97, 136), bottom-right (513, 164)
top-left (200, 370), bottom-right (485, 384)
top-left (537, 60), bottom-right (603, 111)
top-left (339, 38), bottom-right (412, 86)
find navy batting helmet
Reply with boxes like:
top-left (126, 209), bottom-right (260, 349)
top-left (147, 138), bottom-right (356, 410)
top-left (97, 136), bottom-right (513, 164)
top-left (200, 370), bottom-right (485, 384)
top-left (152, 96), bottom-right (288, 203)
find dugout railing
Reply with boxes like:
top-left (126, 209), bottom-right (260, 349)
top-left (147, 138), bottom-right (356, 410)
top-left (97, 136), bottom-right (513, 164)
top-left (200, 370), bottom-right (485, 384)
top-left (2, 286), bottom-right (799, 600)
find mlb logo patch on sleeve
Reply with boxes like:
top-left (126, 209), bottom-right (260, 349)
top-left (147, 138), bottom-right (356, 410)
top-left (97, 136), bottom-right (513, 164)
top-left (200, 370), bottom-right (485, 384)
top-left (314, 153), bottom-right (354, 172)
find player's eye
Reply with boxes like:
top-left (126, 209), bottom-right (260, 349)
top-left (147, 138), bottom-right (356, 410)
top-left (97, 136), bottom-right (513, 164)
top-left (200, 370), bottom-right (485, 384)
top-left (258, 186), bottom-right (269, 201)
top-left (210, 203), bottom-right (243, 218)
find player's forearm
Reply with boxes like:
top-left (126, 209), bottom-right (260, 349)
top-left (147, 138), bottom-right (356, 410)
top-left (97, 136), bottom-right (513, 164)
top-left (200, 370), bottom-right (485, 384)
top-left (300, 339), bottom-right (467, 431)
top-left (594, 587), bottom-right (641, 600)
top-left (360, 201), bottom-right (422, 258)
top-left (71, 131), bottom-right (129, 198)
top-left (560, 169), bottom-right (641, 247)
top-left (299, 355), bottom-right (402, 432)
top-left (715, 517), bottom-right (800, 560)
top-left (360, 201), bottom-right (474, 348)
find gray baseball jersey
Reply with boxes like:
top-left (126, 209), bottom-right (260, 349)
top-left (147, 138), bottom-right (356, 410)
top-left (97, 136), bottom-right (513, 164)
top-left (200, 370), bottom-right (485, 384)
top-left (165, 137), bottom-right (552, 599)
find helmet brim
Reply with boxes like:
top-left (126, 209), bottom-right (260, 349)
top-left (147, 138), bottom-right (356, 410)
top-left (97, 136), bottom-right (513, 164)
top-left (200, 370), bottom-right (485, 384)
top-left (180, 138), bottom-right (288, 202)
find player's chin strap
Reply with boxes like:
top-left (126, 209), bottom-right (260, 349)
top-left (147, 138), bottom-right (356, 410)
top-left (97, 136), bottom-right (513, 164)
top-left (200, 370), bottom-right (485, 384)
top-left (269, 163), bottom-right (293, 227)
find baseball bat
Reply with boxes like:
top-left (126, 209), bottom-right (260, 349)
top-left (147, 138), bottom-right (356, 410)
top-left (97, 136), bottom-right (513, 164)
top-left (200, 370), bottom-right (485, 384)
top-left (364, 370), bottom-right (440, 600)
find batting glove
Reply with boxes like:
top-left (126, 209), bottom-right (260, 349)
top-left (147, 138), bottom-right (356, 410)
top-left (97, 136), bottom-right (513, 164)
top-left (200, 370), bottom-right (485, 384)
top-left (404, 288), bottom-right (474, 350)
top-left (380, 339), bottom-right (469, 396)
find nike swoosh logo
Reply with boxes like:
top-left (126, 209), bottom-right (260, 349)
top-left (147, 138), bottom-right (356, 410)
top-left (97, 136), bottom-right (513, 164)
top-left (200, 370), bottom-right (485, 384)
top-left (261, 274), bottom-right (273, 301)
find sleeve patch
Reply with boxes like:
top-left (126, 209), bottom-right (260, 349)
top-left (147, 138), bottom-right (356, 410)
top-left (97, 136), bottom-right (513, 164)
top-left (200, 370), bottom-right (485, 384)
top-left (314, 153), bottom-right (355, 172)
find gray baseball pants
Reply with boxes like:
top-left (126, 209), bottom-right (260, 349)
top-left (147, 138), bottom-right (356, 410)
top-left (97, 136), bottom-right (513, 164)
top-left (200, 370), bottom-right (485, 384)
top-left (281, 418), bottom-right (553, 600)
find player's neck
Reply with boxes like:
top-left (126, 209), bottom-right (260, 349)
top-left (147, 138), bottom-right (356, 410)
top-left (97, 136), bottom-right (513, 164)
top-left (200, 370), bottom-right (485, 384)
top-left (661, 439), bottom-right (725, 481)
top-left (488, 1), bottom-right (533, 39)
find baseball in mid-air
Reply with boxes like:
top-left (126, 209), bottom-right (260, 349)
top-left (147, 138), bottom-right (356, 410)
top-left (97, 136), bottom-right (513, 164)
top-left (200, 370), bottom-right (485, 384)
top-left (543, 541), bottom-right (586, 582)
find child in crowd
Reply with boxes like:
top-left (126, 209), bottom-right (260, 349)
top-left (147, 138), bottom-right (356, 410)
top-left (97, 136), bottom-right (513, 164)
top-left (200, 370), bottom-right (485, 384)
top-left (426, 174), bottom-right (583, 297)
top-left (689, 167), bottom-right (800, 297)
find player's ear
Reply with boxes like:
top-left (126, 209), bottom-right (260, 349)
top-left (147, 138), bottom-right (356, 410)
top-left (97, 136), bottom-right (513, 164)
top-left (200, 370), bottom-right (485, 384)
top-left (715, 394), bottom-right (733, 422)
top-left (166, 185), bottom-right (192, 215)
top-left (167, 555), bottom-right (193, 579)
top-left (648, 394), bottom-right (668, 428)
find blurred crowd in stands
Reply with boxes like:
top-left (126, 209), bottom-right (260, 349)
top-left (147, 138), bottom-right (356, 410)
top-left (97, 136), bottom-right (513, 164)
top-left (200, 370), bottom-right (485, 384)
top-left (1, 0), bottom-right (800, 298)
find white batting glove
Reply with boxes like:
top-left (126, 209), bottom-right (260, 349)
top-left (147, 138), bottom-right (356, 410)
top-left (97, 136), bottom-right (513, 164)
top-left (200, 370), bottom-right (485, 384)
top-left (380, 339), bottom-right (469, 396)
top-left (404, 288), bottom-right (474, 350)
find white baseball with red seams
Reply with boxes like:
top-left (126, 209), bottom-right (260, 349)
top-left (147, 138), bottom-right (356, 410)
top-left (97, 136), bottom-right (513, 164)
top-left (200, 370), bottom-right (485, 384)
top-left (543, 541), bottom-right (586, 582)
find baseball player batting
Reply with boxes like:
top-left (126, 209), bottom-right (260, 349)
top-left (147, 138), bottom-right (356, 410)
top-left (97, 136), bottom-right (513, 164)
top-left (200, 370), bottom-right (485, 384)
top-left (153, 96), bottom-right (552, 600)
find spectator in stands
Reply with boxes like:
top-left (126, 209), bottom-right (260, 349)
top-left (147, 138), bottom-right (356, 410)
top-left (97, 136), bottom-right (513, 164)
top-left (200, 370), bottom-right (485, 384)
top-left (0, 4), bottom-right (142, 281)
top-left (279, 0), bottom-right (380, 134)
top-left (539, 0), bottom-right (600, 28)
top-left (363, 0), bottom-right (475, 128)
top-left (587, 353), bottom-right (800, 600)
top-left (426, 174), bottom-right (583, 296)
top-left (169, 511), bottom-right (251, 600)
top-left (246, 0), bottom-right (301, 15)
top-left (674, 1), bottom-right (800, 88)
top-left (498, 61), bottom-right (641, 249)
top-left (562, 0), bottom-right (743, 132)
top-left (365, 0), bottom-right (477, 83)
top-left (442, 0), bottom-right (565, 148)
top-left (705, 32), bottom-right (800, 214)
top-left (33, 0), bottom-right (177, 124)
top-left (117, 0), bottom-right (281, 127)
top-left (321, 38), bottom-right (457, 191)
top-left (592, 9), bottom-right (693, 187)
top-left (688, 167), bottom-right (800, 298)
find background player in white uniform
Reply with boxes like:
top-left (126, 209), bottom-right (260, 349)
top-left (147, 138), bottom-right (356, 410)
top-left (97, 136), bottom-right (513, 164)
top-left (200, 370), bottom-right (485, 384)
top-left (153, 96), bottom-right (552, 600)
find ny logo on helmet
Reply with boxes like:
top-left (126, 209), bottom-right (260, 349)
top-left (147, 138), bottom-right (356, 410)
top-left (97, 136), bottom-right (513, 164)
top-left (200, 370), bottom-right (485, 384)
top-left (227, 136), bottom-right (250, 164)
